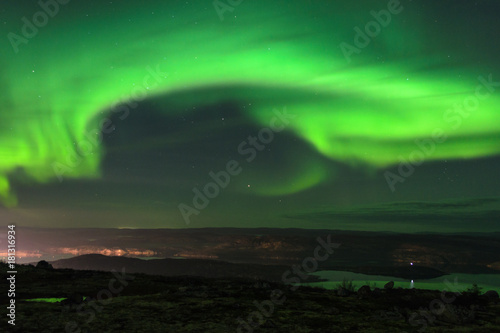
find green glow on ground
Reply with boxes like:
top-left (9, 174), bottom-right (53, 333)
top-left (24, 298), bottom-right (66, 303)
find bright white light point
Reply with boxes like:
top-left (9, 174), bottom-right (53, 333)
top-left (410, 262), bottom-right (413, 265)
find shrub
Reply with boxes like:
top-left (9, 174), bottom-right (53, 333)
top-left (337, 278), bottom-right (356, 293)
top-left (465, 283), bottom-right (482, 295)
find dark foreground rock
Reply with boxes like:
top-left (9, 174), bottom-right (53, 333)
top-left (357, 285), bottom-right (372, 299)
top-left (484, 290), bottom-right (499, 301)
top-left (384, 281), bottom-right (394, 290)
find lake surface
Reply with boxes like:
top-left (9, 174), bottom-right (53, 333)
top-left (303, 270), bottom-right (500, 294)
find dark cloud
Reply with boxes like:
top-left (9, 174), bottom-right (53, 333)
top-left (286, 198), bottom-right (500, 232)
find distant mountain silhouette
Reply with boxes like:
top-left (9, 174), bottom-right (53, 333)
top-left (49, 254), bottom-right (297, 282)
top-left (21, 228), bottom-right (500, 278)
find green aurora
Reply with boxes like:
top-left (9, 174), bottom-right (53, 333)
top-left (1, 0), bottom-right (500, 213)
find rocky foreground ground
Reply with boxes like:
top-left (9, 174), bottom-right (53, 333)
top-left (1, 262), bottom-right (499, 333)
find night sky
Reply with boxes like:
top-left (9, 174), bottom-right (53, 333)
top-left (1, 0), bottom-right (500, 232)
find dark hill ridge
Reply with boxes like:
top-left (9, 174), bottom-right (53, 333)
top-left (48, 254), bottom-right (310, 283)
top-left (17, 228), bottom-right (500, 276)
top-left (47, 253), bottom-right (448, 280)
